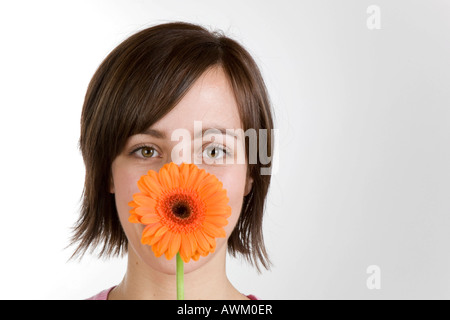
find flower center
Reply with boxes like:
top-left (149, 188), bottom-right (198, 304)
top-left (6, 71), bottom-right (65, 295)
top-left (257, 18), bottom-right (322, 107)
top-left (172, 201), bottom-right (191, 219)
top-left (158, 188), bottom-right (206, 232)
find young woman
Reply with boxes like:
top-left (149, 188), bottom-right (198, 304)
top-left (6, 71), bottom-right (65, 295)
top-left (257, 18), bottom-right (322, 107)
top-left (71, 22), bottom-right (275, 300)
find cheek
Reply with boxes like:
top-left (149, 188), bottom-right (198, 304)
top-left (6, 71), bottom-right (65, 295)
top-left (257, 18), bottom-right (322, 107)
top-left (113, 169), bottom-right (141, 210)
top-left (111, 161), bottom-right (145, 236)
top-left (111, 160), bottom-right (152, 264)
top-left (215, 165), bottom-right (248, 236)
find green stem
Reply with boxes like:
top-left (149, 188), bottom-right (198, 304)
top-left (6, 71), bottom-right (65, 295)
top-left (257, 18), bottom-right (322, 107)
top-left (176, 252), bottom-right (184, 300)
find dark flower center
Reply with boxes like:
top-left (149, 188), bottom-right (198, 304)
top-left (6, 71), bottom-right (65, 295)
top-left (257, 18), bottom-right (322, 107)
top-left (172, 201), bottom-right (191, 219)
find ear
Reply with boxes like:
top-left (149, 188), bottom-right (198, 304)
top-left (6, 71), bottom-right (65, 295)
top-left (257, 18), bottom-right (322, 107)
top-left (244, 175), bottom-right (254, 196)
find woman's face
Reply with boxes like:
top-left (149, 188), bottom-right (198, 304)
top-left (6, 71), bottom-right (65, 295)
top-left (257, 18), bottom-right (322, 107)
top-left (111, 66), bottom-right (253, 274)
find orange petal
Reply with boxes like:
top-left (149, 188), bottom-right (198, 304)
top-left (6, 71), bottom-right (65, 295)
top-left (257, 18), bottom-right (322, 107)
top-left (187, 232), bottom-right (197, 254)
top-left (151, 242), bottom-right (164, 257)
top-left (145, 169), bottom-right (160, 185)
top-left (167, 162), bottom-right (181, 188)
top-left (199, 183), bottom-right (221, 200)
top-left (167, 233), bottom-right (181, 260)
top-left (140, 214), bottom-right (160, 224)
top-left (133, 194), bottom-right (158, 208)
top-left (135, 207), bottom-right (155, 216)
top-left (156, 232), bottom-right (172, 255)
top-left (204, 233), bottom-right (217, 249)
top-left (180, 235), bottom-right (193, 263)
top-left (179, 163), bottom-right (190, 188)
top-left (128, 200), bottom-right (138, 208)
top-left (194, 230), bottom-right (210, 253)
top-left (202, 190), bottom-right (228, 203)
top-left (139, 175), bottom-right (163, 195)
top-left (202, 222), bottom-right (226, 238)
top-left (151, 236), bottom-right (163, 255)
top-left (186, 167), bottom-right (204, 189)
top-left (142, 223), bottom-right (161, 237)
top-left (128, 215), bottom-right (140, 223)
top-left (198, 175), bottom-right (219, 191)
top-left (192, 250), bottom-right (201, 261)
top-left (158, 165), bottom-right (174, 189)
top-left (224, 206), bottom-right (232, 218)
top-left (204, 215), bottom-right (228, 226)
top-left (204, 206), bottom-right (231, 217)
top-left (148, 233), bottom-right (163, 246)
top-left (154, 225), bottom-right (169, 238)
top-left (142, 231), bottom-right (160, 245)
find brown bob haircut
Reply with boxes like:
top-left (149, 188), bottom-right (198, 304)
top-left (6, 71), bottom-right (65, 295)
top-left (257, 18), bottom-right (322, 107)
top-left (71, 22), bottom-right (274, 271)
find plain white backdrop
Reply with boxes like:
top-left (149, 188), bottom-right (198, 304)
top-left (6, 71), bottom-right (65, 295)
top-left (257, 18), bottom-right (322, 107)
top-left (0, 0), bottom-right (449, 299)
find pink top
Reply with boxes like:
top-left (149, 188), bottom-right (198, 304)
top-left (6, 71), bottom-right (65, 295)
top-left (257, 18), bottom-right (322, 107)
top-left (87, 286), bottom-right (258, 300)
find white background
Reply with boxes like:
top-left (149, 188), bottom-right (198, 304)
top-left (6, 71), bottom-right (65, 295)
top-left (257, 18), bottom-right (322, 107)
top-left (0, 0), bottom-right (449, 299)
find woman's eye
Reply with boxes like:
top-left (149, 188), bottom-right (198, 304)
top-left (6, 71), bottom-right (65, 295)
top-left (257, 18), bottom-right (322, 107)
top-left (135, 146), bottom-right (160, 158)
top-left (203, 146), bottom-right (226, 160)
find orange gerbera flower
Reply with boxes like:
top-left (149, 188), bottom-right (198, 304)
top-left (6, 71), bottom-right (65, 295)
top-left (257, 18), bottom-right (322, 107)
top-left (128, 162), bottom-right (232, 263)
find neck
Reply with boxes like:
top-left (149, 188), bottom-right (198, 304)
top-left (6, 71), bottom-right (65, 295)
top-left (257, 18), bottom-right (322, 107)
top-left (109, 245), bottom-right (247, 300)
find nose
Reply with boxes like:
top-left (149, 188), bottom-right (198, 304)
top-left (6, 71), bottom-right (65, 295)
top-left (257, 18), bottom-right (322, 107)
top-left (167, 136), bottom-right (194, 166)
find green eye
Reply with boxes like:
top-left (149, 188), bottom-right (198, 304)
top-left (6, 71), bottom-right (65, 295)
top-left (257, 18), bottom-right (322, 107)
top-left (140, 146), bottom-right (158, 158)
top-left (208, 147), bottom-right (218, 158)
top-left (203, 146), bottom-right (225, 160)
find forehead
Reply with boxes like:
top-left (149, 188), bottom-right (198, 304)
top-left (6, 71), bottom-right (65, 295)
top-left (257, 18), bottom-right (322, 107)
top-left (149, 66), bottom-right (242, 134)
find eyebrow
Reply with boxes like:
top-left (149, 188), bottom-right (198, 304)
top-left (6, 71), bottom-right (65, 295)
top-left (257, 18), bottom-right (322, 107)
top-left (142, 128), bottom-right (167, 139)
top-left (195, 127), bottom-right (239, 140)
top-left (141, 127), bottom-right (239, 140)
